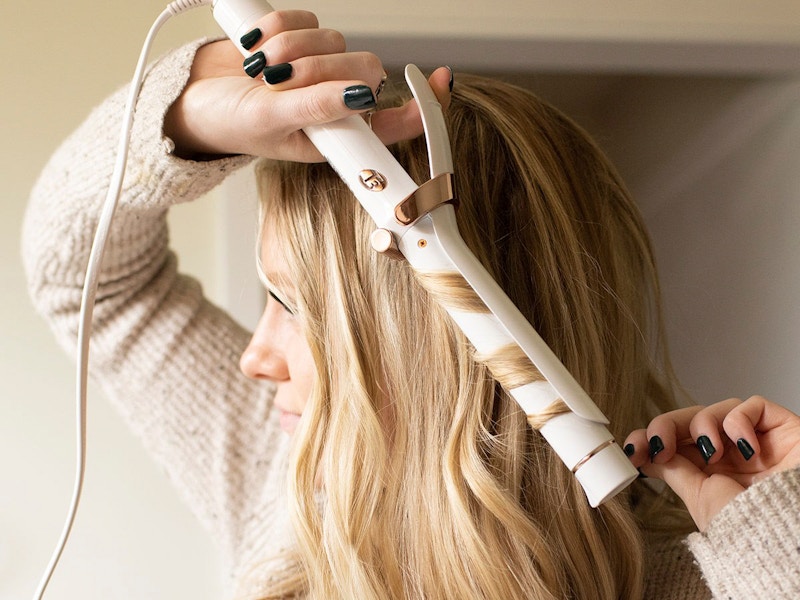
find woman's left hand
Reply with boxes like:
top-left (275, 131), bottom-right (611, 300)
top-left (163, 10), bottom-right (452, 161)
top-left (624, 395), bottom-right (800, 531)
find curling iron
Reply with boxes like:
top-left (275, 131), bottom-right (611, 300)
top-left (213, 0), bottom-right (638, 507)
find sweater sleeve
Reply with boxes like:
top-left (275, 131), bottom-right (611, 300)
top-left (687, 467), bottom-right (800, 598)
top-left (21, 39), bottom-right (291, 572)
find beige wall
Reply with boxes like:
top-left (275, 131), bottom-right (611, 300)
top-left (2, 2), bottom-right (799, 599)
top-left (1, 3), bottom-right (225, 599)
top-left (304, 0), bottom-right (800, 43)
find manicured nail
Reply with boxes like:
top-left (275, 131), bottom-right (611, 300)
top-left (737, 438), bottom-right (755, 461)
top-left (445, 65), bottom-right (454, 91)
top-left (343, 85), bottom-right (376, 110)
top-left (240, 28), bottom-right (262, 51)
top-left (623, 443), bottom-right (635, 457)
top-left (648, 435), bottom-right (664, 462)
top-left (696, 435), bottom-right (716, 464)
top-left (263, 63), bottom-right (293, 85)
top-left (243, 51), bottom-right (267, 78)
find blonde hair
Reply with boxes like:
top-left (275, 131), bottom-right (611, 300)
top-left (246, 74), bottom-right (687, 599)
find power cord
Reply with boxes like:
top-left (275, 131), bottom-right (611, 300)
top-left (32, 1), bottom-right (213, 598)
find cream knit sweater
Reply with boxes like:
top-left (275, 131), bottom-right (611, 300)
top-left (22, 40), bottom-right (800, 599)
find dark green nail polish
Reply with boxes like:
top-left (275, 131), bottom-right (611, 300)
top-left (243, 51), bottom-right (266, 78)
top-left (343, 85), bottom-right (376, 110)
top-left (240, 28), bottom-right (262, 51)
top-left (648, 435), bottom-right (664, 462)
top-left (623, 443), bottom-right (635, 457)
top-left (737, 438), bottom-right (755, 461)
top-left (263, 63), bottom-right (293, 85)
top-left (696, 435), bottom-right (716, 464)
top-left (445, 65), bottom-right (454, 91)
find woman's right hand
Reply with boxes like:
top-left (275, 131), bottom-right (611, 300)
top-left (163, 10), bottom-right (452, 162)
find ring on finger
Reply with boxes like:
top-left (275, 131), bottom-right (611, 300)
top-left (375, 70), bottom-right (388, 99)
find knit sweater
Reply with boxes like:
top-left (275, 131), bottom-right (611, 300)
top-left (22, 40), bottom-right (800, 599)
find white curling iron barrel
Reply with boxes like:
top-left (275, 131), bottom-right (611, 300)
top-left (212, 0), bottom-right (637, 507)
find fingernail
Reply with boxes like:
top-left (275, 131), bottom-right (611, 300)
top-left (445, 65), bottom-right (454, 91)
top-left (343, 85), bottom-right (376, 110)
top-left (623, 443), bottom-right (635, 457)
top-left (696, 435), bottom-right (716, 464)
top-left (648, 435), bottom-right (664, 462)
top-left (263, 63), bottom-right (293, 84)
top-left (243, 51), bottom-right (267, 78)
top-left (240, 28), bottom-right (262, 51)
top-left (737, 438), bottom-right (755, 461)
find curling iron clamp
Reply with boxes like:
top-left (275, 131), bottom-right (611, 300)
top-left (216, 0), bottom-right (638, 507)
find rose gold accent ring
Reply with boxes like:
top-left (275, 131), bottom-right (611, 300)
top-left (571, 439), bottom-right (616, 474)
top-left (394, 172), bottom-right (456, 225)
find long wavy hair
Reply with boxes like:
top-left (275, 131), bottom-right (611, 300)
top-left (244, 74), bottom-right (687, 599)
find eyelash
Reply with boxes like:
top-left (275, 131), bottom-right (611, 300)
top-left (268, 289), bottom-right (295, 315)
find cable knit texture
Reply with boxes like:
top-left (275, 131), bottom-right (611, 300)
top-left (21, 40), bottom-right (800, 599)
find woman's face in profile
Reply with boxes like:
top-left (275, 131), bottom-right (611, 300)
top-left (239, 226), bottom-right (315, 434)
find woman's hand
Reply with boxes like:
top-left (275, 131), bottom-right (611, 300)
top-left (163, 10), bottom-right (452, 161)
top-left (625, 395), bottom-right (800, 532)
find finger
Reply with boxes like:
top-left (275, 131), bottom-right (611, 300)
top-left (263, 79), bottom-right (378, 134)
top-left (371, 67), bottom-right (454, 146)
top-left (645, 405), bottom-right (704, 464)
top-left (248, 10), bottom-right (320, 42)
top-left (642, 451), bottom-right (706, 503)
top-left (728, 394), bottom-right (798, 432)
top-left (263, 52), bottom-right (385, 92)
top-left (688, 397), bottom-right (743, 465)
top-left (238, 11), bottom-right (321, 75)
top-left (428, 65), bottom-right (454, 111)
top-left (643, 452), bottom-right (745, 532)
top-left (259, 28), bottom-right (346, 66)
top-left (721, 395), bottom-right (798, 461)
top-left (622, 428), bottom-right (651, 469)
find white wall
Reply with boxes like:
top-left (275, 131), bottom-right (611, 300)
top-left (3, 2), bottom-right (799, 600)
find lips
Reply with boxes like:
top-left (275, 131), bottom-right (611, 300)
top-left (278, 410), bottom-right (302, 434)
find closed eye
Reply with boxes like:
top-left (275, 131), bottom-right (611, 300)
top-left (268, 289), bottom-right (295, 315)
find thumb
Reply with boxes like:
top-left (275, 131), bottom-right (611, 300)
top-left (644, 453), bottom-right (744, 531)
top-left (371, 66), bottom-right (453, 146)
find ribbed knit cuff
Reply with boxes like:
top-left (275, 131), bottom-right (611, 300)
top-left (127, 37), bottom-right (255, 210)
top-left (687, 467), bottom-right (800, 598)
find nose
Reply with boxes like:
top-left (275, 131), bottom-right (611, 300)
top-left (239, 303), bottom-right (290, 381)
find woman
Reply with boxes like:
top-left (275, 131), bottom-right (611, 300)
top-left (22, 9), bottom-right (800, 599)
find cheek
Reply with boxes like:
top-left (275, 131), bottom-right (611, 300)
top-left (287, 337), bottom-right (317, 409)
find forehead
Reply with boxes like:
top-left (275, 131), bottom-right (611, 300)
top-left (259, 221), bottom-right (284, 265)
top-left (258, 221), bottom-right (294, 286)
